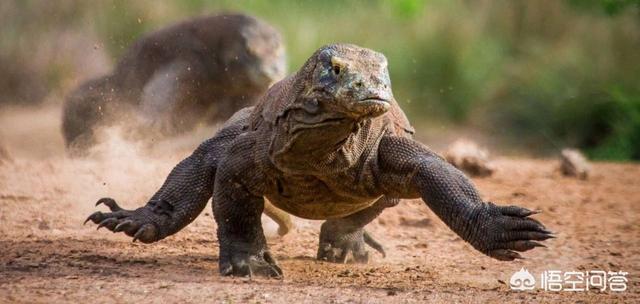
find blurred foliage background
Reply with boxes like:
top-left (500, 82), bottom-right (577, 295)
top-left (1, 0), bottom-right (639, 160)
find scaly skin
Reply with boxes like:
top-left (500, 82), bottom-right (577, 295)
top-left (86, 44), bottom-right (553, 278)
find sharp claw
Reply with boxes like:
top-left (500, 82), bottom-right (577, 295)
top-left (540, 228), bottom-right (553, 234)
top-left (531, 241), bottom-right (546, 248)
top-left (497, 205), bottom-right (543, 218)
top-left (272, 264), bottom-right (283, 278)
top-left (96, 197), bottom-right (122, 211)
top-left (84, 212), bottom-right (102, 225)
top-left (525, 217), bottom-right (543, 226)
top-left (114, 220), bottom-right (133, 233)
top-left (132, 228), bottom-right (144, 242)
top-left (269, 266), bottom-right (283, 278)
top-left (537, 231), bottom-right (556, 240)
top-left (83, 215), bottom-right (93, 225)
top-left (96, 218), bottom-right (116, 230)
top-left (132, 224), bottom-right (157, 243)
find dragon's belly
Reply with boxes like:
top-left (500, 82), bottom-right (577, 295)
top-left (264, 174), bottom-right (381, 220)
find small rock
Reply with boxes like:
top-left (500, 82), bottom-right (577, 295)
top-left (444, 139), bottom-right (495, 177)
top-left (559, 148), bottom-right (590, 179)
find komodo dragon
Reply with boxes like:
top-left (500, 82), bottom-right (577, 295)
top-left (85, 44), bottom-right (553, 278)
top-left (62, 13), bottom-right (286, 151)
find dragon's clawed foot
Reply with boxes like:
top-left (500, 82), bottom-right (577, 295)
top-left (219, 249), bottom-right (283, 278)
top-left (84, 197), bottom-right (161, 243)
top-left (317, 221), bottom-right (385, 263)
top-left (478, 203), bottom-right (554, 261)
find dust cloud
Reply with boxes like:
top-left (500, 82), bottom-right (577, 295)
top-left (0, 103), bottom-right (288, 237)
top-left (0, 105), bottom-right (197, 229)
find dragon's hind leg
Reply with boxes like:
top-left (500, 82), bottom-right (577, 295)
top-left (317, 197), bottom-right (397, 263)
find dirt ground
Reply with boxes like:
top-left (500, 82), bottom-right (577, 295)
top-left (0, 106), bottom-right (638, 303)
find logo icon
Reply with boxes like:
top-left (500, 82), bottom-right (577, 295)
top-left (510, 268), bottom-right (536, 291)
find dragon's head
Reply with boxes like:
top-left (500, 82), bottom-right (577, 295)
top-left (296, 44), bottom-right (393, 119)
top-left (221, 15), bottom-right (287, 90)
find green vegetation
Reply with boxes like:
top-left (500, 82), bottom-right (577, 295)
top-left (1, 0), bottom-right (639, 160)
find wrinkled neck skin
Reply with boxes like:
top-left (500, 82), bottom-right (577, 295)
top-left (268, 94), bottom-right (384, 175)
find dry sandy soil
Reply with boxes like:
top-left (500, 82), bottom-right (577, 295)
top-left (0, 105), bottom-right (638, 303)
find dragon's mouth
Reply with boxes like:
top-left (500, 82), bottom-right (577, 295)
top-left (347, 97), bottom-right (391, 117)
top-left (289, 116), bottom-right (348, 134)
top-left (359, 97), bottom-right (390, 105)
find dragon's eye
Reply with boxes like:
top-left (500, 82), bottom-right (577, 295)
top-left (330, 56), bottom-right (345, 77)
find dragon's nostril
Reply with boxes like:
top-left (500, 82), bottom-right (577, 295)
top-left (354, 81), bottom-right (363, 88)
